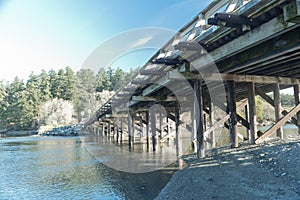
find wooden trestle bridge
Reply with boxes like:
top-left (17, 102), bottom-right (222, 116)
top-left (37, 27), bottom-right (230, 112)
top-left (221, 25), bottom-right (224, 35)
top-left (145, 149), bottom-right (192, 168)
top-left (84, 0), bottom-right (300, 159)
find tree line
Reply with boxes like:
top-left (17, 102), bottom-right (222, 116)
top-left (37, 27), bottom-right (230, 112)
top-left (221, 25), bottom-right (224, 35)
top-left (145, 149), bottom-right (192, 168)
top-left (0, 67), bottom-right (134, 130)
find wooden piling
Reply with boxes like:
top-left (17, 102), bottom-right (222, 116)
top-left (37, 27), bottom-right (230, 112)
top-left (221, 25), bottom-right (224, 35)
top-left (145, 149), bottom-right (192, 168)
top-left (209, 101), bottom-right (215, 148)
top-left (175, 101), bottom-right (183, 164)
top-left (294, 84), bottom-right (300, 135)
top-left (227, 81), bottom-right (238, 148)
top-left (120, 118), bottom-right (123, 143)
top-left (194, 80), bottom-right (205, 158)
top-left (248, 82), bottom-right (257, 144)
top-left (274, 83), bottom-right (283, 139)
top-left (116, 122), bottom-right (119, 143)
top-left (150, 107), bottom-right (156, 151)
top-left (127, 114), bottom-right (132, 149)
top-left (146, 111), bottom-right (150, 150)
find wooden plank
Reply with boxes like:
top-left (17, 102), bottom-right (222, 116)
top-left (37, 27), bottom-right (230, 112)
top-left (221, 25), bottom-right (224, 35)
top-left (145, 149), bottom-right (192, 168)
top-left (227, 81), bottom-right (238, 148)
top-left (204, 114), bottom-right (230, 138)
top-left (274, 83), bottom-right (283, 139)
top-left (256, 103), bottom-right (300, 144)
top-left (248, 82), bottom-right (257, 144)
top-left (209, 96), bottom-right (250, 129)
top-left (168, 71), bottom-right (300, 85)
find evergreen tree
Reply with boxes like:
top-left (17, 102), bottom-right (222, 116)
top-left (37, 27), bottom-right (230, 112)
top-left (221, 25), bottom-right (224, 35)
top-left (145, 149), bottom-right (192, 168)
top-left (73, 69), bottom-right (96, 118)
top-left (2, 77), bottom-right (30, 130)
top-left (49, 69), bottom-right (59, 98)
top-left (62, 66), bottom-right (76, 100)
top-left (39, 70), bottom-right (51, 102)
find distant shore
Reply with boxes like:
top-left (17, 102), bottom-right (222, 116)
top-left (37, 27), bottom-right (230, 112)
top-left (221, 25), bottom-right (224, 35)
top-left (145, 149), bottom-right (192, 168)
top-left (0, 130), bottom-right (38, 137)
top-left (156, 137), bottom-right (300, 199)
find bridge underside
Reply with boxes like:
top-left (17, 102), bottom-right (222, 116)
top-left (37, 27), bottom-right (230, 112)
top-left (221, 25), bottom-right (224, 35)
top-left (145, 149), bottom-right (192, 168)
top-left (85, 0), bottom-right (300, 159)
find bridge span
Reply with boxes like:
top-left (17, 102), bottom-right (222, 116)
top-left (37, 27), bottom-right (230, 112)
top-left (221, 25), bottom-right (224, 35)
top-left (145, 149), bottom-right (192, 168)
top-left (84, 0), bottom-right (300, 159)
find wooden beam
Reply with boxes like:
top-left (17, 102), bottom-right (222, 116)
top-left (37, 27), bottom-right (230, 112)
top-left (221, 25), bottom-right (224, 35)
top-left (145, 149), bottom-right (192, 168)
top-left (204, 114), bottom-right (230, 138)
top-left (139, 69), bottom-right (166, 76)
top-left (283, 0), bottom-right (300, 23)
top-left (256, 103), bottom-right (300, 144)
top-left (248, 82), bottom-right (257, 144)
top-left (209, 96), bottom-right (250, 129)
top-left (131, 95), bottom-right (186, 102)
top-left (168, 71), bottom-right (300, 85)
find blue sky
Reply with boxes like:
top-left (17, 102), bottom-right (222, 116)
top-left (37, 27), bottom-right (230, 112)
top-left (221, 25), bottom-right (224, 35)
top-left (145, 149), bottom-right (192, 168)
top-left (0, 0), bottom-right (213, 82)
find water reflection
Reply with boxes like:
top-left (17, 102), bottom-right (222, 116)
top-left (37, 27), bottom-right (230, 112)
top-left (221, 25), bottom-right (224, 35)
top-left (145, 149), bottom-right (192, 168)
top-left (0, 137), bottom-right (123, 199)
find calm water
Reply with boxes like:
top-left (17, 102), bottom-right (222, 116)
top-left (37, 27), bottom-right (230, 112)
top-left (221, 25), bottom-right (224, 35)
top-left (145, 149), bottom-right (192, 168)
top-left (0, 136), bottom-right (173, 200)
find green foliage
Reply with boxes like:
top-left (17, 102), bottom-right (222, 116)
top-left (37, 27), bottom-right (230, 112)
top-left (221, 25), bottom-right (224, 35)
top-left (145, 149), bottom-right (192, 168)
top-left (0, 67), bottom-right (129, 130)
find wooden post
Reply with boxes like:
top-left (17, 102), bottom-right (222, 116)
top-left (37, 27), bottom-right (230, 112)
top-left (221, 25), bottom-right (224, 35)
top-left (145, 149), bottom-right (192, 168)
top-left (120, 118), bottom-right (123, 143)
top-left (194, 80), bottom-right (205, 158)
top-left (159, 112), bottom-right (163, 139)
top-left (132, 116), bottom-right (135, 146)
top-left (127, 114), bottom-right (132, 150)
top-left (227, 81), bottom-right (238, 148)
top-left (175, 101), bottom-right (183, 166)
top-left (294, 85), bottom-right (300, 135)
top-left (102, 124), bottom-right (104, 136)
top-left (191, 101), bottom-right (196, 152)
top-left (108, 121), bottom-right (111, 139)
top-left (150, 107), bottom-right (156, 151)
top-left (146, 111), bottom-right (150, 150)
top-left (209, 101), bottom-right (215, 148)
top-left (116, 121), bottom-right (119, 143)
top-left (139, 116), bottom-right (143, 141)
top-left (248, 82), bottom-right (257, 144)
top-left (274, 83), bottom-right (283, 139)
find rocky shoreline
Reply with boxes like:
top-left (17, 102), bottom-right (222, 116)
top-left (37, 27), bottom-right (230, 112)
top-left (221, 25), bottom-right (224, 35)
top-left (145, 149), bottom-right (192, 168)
top-left (156, 137), bottom-right (300, 199)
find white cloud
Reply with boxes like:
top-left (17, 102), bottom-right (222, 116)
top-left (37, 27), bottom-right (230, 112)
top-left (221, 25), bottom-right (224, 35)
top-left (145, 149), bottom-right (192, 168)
top-left (131, 36), bottom-right (153, 48)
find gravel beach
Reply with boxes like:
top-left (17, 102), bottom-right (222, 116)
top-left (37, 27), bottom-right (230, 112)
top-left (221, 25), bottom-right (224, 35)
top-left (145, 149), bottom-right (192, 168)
top-left (156, 138), bottom-right (300, 200)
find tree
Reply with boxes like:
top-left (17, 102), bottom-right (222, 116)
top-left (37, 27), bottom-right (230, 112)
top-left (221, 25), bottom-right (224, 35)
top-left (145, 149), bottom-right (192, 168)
top-left (38, 98), bottom-right (75, 126)
top-left (73, 69), bottom-right (96, 118)
top-left (39, 70), bottom-right (51, 102)
top-left (62, 66), bottom-right (76, 100)
top-left (2, 77), bottom-right (32, 130)
top-left (49, 69), bottom-right (59, 98)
